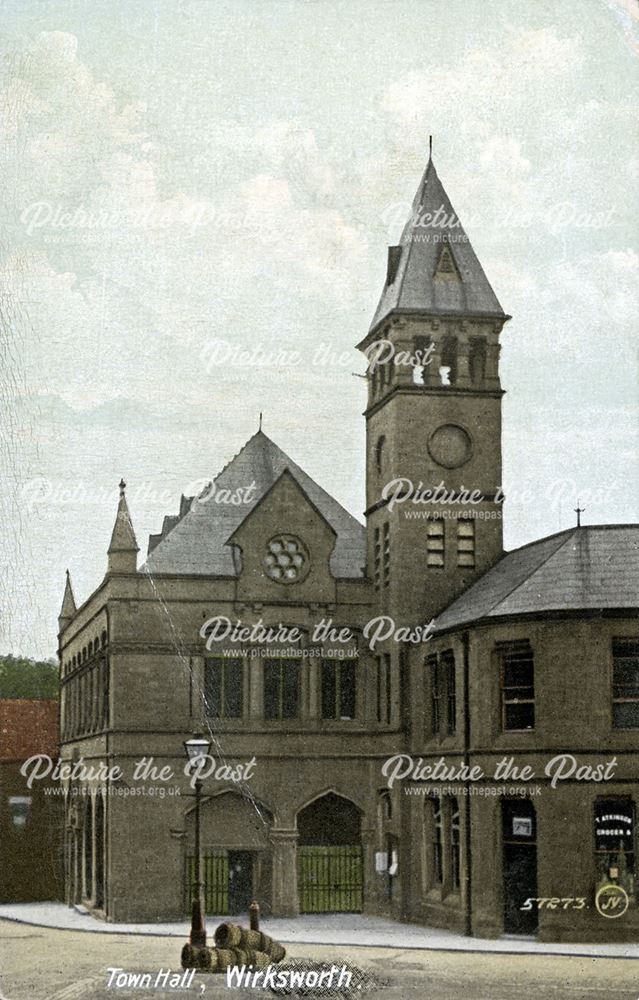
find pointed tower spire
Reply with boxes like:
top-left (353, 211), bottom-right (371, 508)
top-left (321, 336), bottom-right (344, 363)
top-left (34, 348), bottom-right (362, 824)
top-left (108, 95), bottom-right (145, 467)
top-left (107, 479), bottom-right (139, 574)
top-left (365, 153), bottom-right (507, 337)
top-left (58, 569), bottom-right (76, 632)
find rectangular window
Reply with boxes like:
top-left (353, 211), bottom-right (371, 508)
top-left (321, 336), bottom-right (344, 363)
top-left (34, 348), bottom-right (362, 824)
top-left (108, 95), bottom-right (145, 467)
top-left (456, 520), bottom-right (475, 568)
top-left (374, 527), bottom-right (381, 591)
top-left (264, 659), bottom-right (300, 720)
top-left (432, 798), bottom-right (443, 884)
top-left (427, 654), bottom-right (440, 736)
top-left (427, 518), bottom-right (445, 567)
top-left (205, 658), bottom-right (243, 718)
top-left (450, 798), bottom-right (461, 890)
top-left (376, 655), bottom-right (382, 723)
top-left (321, 659), bottom-right (356, 720)
top-left (384, 653), bottom-right (392, 724)
top-left (442, 650), bottom-right (456, 735)
top-left (594, 797), bottom-right (636, 891)
top-left (500, 642), bottom-right (535, 731)
top-left (612, 639), bottom-right (639, 729)
top-left (376, 655), bottom-right (391, 725)
top-left (383, 522), bottom-right (390, 588)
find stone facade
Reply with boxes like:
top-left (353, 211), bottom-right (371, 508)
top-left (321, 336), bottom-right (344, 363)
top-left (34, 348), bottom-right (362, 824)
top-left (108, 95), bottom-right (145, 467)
top-left (57, 155), bottom-right (639, 941)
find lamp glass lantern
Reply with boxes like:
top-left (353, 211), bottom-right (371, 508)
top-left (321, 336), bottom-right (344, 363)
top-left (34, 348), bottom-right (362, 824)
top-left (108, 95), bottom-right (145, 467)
top-left (184, 733), bottom-right (212, 767)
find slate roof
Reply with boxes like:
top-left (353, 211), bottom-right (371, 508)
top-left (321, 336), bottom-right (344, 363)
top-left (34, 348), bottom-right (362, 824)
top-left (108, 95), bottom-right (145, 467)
top-left (368, 157), bottom-right (506, 336)
top-left (433, 525), bottom-right (639, 634)
top-left (141, 431), bottom-right (366, 579)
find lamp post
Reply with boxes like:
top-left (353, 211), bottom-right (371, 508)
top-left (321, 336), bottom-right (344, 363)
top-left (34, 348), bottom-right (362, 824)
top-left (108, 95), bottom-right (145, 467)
top-left (184, 733), bottom-right (212, 949)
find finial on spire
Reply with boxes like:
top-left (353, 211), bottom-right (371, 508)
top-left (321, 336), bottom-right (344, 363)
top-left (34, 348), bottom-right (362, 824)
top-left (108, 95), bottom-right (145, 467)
top-left (119, 478), bottom-right (126, 497)
top-left (574, 500), bottom-right (585, 527)
top-left (259, 412), bottom-right (263, 432)
top-left (429, 134), bottom-right (433, 159)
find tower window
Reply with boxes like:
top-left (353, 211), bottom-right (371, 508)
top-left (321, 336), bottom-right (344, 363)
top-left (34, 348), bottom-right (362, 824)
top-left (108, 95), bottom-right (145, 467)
top-left (456, 520), bottom-right (475, 568)
top-left (375, 435), bottom-right (386, 475)
top-left (612, 639), bottom-right (639, 729)
top-left (440, 335), bottom-right (457, 385)
top-left (434, 244), bottom-right (460, 280)
top-left (426, 518), bottom-right (445, 567)
top-left (499, 642), bottom-right (535, 731)
top-left (469, 337), bottom-right (487, 385)
top-left (374, 527), bottom-right (381, 591)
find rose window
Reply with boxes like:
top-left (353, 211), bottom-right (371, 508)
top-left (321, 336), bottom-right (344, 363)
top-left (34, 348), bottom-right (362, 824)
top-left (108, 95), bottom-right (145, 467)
top-left (264, 535), bottom-right (309, 584)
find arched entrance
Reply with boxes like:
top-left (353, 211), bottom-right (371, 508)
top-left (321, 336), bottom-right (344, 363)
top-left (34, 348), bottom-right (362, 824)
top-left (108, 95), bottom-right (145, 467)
top-left (297, 792), bottom-right (363, 913)
top-left (184, 791), bottom-right (272, 917)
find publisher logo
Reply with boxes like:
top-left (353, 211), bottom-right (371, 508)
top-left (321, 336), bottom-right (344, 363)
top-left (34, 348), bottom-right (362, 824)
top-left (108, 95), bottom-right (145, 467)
top-left (595, 884), bottom-right (629, 919)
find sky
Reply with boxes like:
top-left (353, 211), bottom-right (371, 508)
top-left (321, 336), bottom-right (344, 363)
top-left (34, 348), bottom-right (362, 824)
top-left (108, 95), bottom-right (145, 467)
top-left (0, 0), bottom-right (637, 659)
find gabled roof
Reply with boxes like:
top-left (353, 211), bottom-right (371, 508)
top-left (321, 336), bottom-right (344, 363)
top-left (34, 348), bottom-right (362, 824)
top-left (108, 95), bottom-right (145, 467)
top-left (433, 525), bottom-right (639, 634)
top-left (368, 157), bottom-right (506, 336)
top-left (141, 431), bottom-right (366, 578)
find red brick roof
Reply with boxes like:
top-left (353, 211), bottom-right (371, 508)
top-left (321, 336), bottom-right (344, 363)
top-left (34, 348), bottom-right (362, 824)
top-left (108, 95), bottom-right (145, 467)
top-left (0, 700), bottom-right (59, 761)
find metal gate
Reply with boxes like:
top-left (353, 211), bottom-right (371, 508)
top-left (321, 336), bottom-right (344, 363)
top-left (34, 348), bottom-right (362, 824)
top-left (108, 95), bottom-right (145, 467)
top-left (298, 846), bottom-right (363, 913)
top-left (184, 850), bottom-right (229, 915)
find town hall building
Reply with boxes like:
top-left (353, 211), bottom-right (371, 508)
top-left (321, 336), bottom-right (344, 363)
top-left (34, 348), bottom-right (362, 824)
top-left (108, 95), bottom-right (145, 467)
top-left (57, 154), bottom-right (639, 943)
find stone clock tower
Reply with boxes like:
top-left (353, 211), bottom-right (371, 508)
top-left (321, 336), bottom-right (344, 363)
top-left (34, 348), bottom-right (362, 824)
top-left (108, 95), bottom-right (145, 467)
top-left (358, 153), bottom-right (510, 628)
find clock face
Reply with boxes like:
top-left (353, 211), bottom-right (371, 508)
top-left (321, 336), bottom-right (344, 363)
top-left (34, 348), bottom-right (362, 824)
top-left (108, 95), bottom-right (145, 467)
top-left (428, 423), bottom-right (473, 469)
top-left (264, 534), bottom-right (310, 584)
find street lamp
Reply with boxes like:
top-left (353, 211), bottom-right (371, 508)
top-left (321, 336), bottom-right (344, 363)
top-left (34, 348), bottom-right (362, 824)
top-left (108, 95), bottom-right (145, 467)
top-left (184, 732), bottom-right (212, 949)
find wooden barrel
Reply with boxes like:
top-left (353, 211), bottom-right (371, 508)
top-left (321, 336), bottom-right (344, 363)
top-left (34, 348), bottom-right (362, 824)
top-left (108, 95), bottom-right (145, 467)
top-left (214, 922), bottom-right (242, 948)
top-left (214, 948), bottom-right (237, 970)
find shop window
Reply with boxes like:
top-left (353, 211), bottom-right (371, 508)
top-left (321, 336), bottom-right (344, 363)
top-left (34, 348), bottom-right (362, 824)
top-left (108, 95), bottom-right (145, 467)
top-left (427, 518), bottom-right (445, 567)
top-left (204, 658), bottom-right (243, 718)
top-left (456, 520), bottom-right (475, 568)
top-left (264, 659), bottom-right (300, 720)
top-left (499, 642), bottom-right (535, 731)
top-left (612, 639), bottom-right (639, 729)
top-left (321, 659), bottom-right (356, 720)
top-left (594, 797), bottom-right (636, 895)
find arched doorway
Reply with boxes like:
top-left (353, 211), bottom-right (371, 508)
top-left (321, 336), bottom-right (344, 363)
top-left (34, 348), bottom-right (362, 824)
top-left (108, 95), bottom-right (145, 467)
top-left (184, 791), bottom-right (272, 917)
top-left (297, 792), bottom-right (363, 913)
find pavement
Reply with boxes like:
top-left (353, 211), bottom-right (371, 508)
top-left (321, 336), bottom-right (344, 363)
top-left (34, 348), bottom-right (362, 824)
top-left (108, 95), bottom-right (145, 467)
top-left (2, 919), bottom-right (639, 1000)
top-left (0, 901), bottom-right (637, 959)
